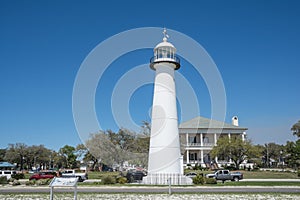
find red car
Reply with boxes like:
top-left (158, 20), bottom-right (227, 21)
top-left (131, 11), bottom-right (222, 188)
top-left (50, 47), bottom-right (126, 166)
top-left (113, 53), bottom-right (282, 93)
top-left (29, 171), bottom-right (56, 180)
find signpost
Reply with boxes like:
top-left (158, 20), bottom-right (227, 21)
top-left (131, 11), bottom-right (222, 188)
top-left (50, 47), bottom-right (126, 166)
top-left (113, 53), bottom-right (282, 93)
top-left (49, 177), bottom-right (78, 200)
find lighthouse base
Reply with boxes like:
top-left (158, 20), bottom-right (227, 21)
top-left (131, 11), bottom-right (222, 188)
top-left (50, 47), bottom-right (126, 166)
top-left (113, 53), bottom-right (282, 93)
top-left (142, 173), bottom-right (193, 185)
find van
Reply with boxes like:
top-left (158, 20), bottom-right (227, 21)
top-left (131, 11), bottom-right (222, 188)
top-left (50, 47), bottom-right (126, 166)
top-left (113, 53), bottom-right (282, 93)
top-left (0, 170), bottom-right (17, 179)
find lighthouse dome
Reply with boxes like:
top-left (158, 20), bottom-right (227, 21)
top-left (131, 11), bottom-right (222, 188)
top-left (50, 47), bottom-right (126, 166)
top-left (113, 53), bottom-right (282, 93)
top-left (150, 28), bottom-right (180, 70)
top-left (154, 39), bottom-right (176, 50)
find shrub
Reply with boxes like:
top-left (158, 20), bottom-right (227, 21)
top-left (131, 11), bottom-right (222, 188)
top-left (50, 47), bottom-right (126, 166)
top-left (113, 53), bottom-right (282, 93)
top-left (8, 178), bottom-right (15, 183)
top-left (12, 180), bottom-right (21, 186)
top-left (193, 164), bottom-right (203, 171)
top-left (102, 176), bottom-right (116, 184)
top-left (205, 178), bottom-right (217, 184)
top-left (36, 178), bottom-right (52, 186)
top-left (12, 173), bottom-right (25, 180)
top-left (25, 180), bottom-right (36, 186)
top-left (193, 174), bottom-right (205, 185)
top-left (117, 177), bottom-right (127, 184)
top-left (298, 170), bottom-right (300, 177)
top-left (0, 176), bottom-right (8, 184)
top-left (225, 165), bottom-right (236, 171)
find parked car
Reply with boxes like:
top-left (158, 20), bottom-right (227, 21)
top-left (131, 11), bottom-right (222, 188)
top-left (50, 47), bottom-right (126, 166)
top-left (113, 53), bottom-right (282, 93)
top-left (61, 169), bottom-right (88, 182)
top-left (29, 171), bottom-right (56, 180)
top-left (185, 172), bottom-right (197, 178)
top-left (206, 170), bottom-right (243, 182)
top-left (0, 170), bottom-right (17, 179)
top-left (126, 170), bottom-right (147, 183)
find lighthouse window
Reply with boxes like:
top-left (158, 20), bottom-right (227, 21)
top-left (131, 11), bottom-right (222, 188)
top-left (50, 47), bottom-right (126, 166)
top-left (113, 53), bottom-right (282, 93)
top-left (162, 48), bottom-right (167, 57)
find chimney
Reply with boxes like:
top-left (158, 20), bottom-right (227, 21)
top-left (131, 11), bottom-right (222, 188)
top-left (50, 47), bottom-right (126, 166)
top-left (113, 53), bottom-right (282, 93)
top-left (232, 116), bottom-right (239, 126)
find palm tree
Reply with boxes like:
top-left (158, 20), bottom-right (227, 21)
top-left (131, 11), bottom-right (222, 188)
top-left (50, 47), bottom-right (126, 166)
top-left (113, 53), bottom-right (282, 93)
top-left (291, 120), bottom-right (300, 137)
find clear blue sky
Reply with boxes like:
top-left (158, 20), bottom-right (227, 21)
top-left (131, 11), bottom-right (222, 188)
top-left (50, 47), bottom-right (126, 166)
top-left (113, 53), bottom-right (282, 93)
top-left (1, 0), bottom-right (299, 151)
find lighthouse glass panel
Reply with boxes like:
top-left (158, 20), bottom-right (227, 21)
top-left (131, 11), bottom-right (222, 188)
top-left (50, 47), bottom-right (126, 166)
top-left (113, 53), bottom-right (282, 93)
top-left (155, 47), bottom-right (174, 60)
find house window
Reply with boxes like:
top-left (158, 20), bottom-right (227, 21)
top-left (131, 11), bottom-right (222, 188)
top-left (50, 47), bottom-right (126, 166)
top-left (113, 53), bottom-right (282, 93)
top-left (189, 136), bottom-right (197, 143)
top-left (203, 137), bottom-right (209, 143)
top-left (189, 153), bottom-right (197, 161)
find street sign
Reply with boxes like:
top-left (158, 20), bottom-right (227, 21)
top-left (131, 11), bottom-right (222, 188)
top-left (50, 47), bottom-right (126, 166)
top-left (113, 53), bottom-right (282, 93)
top-left (49, 177), bottom-right (78, 200)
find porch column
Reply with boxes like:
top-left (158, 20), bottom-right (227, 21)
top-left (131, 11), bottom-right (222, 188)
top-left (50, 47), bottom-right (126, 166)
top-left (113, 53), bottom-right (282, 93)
top-left (215, 156), bottom-right (218, 163)
top-left (200, 133), bottom-right (203, 146)
top-left (242, 132), bottom-right (245, 141)
top-left (228, 133), bottom-right (231, 141)
top-left (214, 133), bottom-right (217, 145)
top-left (186, 150), bottom-right (189, 164)
top-left (200, 150), bottom-right (204, 163)
top-left (186, 133), bottom-right (189, 146)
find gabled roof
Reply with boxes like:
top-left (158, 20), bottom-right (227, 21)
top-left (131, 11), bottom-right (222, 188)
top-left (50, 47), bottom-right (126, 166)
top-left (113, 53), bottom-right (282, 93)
top-left (179, 116), bottom-right (247, 130)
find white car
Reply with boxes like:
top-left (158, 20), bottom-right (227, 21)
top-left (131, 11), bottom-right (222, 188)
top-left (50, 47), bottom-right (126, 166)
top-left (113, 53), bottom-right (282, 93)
top-left (0, 170), bottom-right (17, 179)
top-left (185, 172), bottom-right (197, 178)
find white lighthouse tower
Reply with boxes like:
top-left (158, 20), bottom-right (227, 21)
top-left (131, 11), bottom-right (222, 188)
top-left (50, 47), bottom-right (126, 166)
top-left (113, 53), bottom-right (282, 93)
top-left (143, 29), bottom-right (192, 185)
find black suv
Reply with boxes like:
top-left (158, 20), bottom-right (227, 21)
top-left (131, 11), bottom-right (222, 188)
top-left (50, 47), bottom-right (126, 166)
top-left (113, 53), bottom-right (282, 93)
top-left (126, 170), bottom-right (146, 183)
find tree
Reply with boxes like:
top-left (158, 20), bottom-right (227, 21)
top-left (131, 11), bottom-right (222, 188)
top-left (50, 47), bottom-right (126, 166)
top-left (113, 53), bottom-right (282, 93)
top-left (26, 145), bottom-right (52, 170)
top-left (285, 121), bottom-right (300, 169)
top-left (86, 131), bottom-right (116, 168)
top-left (58, 145), bottom-right (78, 169)
top-left (4, 143), bottom-right (28, 170)
top-left (75, 144), bottom-right (88, 161)
top-left (285, 140), bottom-right (300, 169)
top-left (86, 128), bottom-right (150, 170)
top-left (86, 129), bottom-right (132, 170)
top-left (262, 143), bottom-right (284, 167)
top-left (251, 145), bottom-right (265, 167)
top-left (75, 144), bottom-right (101, 170)
top-left (211, 137), bottom-right (258, 169)
top-left (0, 149), bottom-right (6, 162)
top-left (291, 120), bottom-right (300, 137)
top-left (141, 121), bottom-right (151, 136)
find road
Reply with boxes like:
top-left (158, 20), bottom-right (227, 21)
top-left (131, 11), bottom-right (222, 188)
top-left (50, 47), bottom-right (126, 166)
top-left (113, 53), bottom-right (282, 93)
top-left (0, 186), bottom-right (299, 194)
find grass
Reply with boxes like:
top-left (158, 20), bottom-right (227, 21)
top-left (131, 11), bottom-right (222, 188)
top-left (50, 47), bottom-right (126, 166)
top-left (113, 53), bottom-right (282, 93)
top-left (184, 169), bottom-right (299, 179)
top-left (241, 170), bottom-right (298, 179)
top-left (220, 181), bottom-right (300, 187)
top-left (87, 171), bottom-right (120, 179)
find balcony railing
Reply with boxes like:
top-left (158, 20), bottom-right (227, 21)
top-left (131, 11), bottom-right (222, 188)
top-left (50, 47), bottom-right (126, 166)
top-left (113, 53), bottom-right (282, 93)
top-left (150, 55), bottom-right (180, 70)
top-left (186, 143), bottom-right (215, 147)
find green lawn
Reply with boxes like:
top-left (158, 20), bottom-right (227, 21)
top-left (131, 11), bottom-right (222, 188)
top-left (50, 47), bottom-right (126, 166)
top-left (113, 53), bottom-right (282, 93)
top-left (87, 171), bottom-right (120, 179)
top-left (184, 169), bottom-right (299, 179)
top-left (221, 181), bottom-right (300, 187)
top-left (240, 170), bottom-right (298, 179)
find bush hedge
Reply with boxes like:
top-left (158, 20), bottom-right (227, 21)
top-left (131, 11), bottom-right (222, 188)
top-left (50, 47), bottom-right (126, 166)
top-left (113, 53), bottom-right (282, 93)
top-left (0, 176), bottom-right (8, 184)
top-left (12, 173), bottom-right (25, 180)
top-left (36, 178), bottom-right (52, 186)
top-left (102, 176), bottom-right (116, 184)
top-left (25, 180), bottom-right (36, 186)
top-left (205, 178), bottom-right (217, 184)
top-left (192, 174), bottom-right (205, 185)
top-left (10, 180), bottom-right (21, 186)
top-left (117, 177), bottom-right (127, 184)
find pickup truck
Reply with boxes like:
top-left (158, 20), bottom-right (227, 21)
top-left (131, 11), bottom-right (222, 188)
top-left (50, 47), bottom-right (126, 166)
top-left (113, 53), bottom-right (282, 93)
top-left (61, 169), bottom-right (88, 182)
top-left (206, 170), bottom-right (243, 182)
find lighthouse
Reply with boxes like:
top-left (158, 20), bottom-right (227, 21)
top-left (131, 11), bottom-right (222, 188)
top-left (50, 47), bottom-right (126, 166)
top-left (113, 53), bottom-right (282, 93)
top-left (143, 29), bottom-right (192, 185)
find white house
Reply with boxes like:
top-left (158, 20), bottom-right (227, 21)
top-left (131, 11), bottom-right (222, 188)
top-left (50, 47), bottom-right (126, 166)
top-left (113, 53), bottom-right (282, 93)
top-left (179, 116), bottom-right (247, 168)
